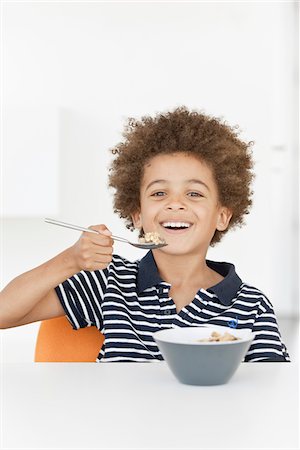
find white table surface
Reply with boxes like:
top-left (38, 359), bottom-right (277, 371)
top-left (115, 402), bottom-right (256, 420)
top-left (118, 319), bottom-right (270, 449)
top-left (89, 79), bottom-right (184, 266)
top-left (1, 362), bottom-right (299, 450)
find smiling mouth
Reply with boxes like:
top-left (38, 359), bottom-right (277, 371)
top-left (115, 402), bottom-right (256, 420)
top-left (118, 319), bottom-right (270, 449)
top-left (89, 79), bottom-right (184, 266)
top-left (159, 223), bottom-right (193, 234)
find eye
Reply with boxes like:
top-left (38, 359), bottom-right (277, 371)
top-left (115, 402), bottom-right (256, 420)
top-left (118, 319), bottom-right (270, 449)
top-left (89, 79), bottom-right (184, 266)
top-left (151, 192), bottom-right (165, 196)
top-left (188, 192), bottom-right (204, 197)
top-left (151, 191), bottom-right (204, 198)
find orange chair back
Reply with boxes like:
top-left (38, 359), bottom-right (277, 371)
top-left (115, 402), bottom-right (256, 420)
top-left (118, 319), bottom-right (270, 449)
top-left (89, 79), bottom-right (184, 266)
top-left (34, 316), bottom-right (105, 362)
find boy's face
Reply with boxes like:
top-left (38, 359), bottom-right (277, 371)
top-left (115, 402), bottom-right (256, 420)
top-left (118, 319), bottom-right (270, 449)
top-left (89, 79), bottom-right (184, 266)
top-left (131, 152), bottom-right (232, 255)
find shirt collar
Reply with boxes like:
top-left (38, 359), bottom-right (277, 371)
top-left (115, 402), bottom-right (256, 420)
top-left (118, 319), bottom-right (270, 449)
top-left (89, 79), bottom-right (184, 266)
top-left (137, 250), bottom-right (242, 306)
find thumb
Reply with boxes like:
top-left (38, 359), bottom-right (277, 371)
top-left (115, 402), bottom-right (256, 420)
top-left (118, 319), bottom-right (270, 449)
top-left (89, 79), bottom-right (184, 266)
top-left (89, 225), bottom-right (112, 236)
top-left (101, 229), bottom-right (112, 236)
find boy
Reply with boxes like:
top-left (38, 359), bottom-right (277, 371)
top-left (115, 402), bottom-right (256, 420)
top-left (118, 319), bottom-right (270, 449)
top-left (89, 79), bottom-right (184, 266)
top-left (0, 106), bottom-right (290, 362)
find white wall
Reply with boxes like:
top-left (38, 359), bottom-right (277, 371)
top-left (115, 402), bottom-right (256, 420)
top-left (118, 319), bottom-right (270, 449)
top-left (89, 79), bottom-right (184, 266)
top-left (1, 1), bottom-right (298, 362)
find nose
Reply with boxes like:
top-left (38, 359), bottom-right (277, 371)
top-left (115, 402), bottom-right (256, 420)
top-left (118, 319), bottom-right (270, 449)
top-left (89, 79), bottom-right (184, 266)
top-left (166, 205), bottom-right (186, 210)
top-left (165, 196), bottom-right (187, 210)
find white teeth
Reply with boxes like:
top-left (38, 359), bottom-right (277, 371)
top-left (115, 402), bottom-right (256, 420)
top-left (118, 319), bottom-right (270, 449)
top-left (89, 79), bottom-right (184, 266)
top-left (162, 222), bottom-right (191, 228)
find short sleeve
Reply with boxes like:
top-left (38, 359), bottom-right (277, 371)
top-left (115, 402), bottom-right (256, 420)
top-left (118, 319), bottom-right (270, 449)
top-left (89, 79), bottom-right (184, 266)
top-left (54, 268), bottom-right (108, 331)
top-left (243, 296), bottom-right (291, 362)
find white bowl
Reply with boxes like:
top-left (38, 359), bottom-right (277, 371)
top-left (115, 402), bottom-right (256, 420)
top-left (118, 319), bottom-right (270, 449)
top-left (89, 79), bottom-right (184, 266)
top-left (153, 325), bottom-right (254, 385)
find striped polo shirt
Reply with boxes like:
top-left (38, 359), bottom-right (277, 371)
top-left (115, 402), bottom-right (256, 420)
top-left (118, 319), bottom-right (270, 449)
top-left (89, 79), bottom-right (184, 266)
top-left (55, 250), bottom-right (290, 363)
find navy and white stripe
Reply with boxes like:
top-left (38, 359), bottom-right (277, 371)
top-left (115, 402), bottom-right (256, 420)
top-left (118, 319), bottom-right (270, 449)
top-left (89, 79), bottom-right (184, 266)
top-left (55, 250), bottom-right (290, 363)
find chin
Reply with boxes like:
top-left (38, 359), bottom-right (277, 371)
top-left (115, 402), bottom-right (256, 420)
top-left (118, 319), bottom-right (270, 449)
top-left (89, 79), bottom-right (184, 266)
top-left (156, 245), bottom-right (193, 256)
top-left (156, 241), bottom-right (205, 256)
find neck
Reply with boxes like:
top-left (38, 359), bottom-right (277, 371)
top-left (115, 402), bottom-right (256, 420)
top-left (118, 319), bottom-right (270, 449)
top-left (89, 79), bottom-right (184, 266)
top-left (152, 249), bottom-right (212, 288)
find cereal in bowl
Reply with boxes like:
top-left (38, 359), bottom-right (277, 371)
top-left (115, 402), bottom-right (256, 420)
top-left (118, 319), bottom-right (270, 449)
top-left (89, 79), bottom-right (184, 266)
top-left (197, 331), bottom-right (241, 342)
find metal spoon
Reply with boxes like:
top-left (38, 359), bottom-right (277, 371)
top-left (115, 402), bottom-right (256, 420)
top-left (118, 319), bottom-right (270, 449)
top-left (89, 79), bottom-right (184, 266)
top-left (44, 218), bottom-right (168, 250)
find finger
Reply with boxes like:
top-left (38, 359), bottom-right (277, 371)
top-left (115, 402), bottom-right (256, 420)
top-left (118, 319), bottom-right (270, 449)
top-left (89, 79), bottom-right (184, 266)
top-left (93, 244), bottom-right (114, 255)
top-left (88, 224), bottom-right (112, 236)
top-left (88, 236), bottom-right (114, 247)
top-left (93, 253), bottom-right (113, 264)
top-left (82, 231), bottom-right (112, 244)
top-left (80, 251), bottom-right (113, 271)
top-left (84, 225), bottom-right (113, 245)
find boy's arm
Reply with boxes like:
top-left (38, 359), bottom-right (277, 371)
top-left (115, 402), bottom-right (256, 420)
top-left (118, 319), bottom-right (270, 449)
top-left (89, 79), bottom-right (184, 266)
top-left (0, 247), bottom-right (79, 329)
top-left (244, 306), bottom-right (291, 362)
top-left (0, 224), bottom-right (113, 329)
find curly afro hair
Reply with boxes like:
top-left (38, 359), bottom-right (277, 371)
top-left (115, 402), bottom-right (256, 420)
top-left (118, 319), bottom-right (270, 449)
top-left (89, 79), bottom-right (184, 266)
top-left (107, 105), bottom-right (255, 246)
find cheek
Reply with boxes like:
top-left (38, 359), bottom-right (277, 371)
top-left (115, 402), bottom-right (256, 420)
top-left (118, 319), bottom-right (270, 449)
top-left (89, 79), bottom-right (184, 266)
top-left (196, 206), bottom-right (219, 225)
top-left (196, 205), bottom-right (211, 218)
top-left (141, 201), bottom-right (158, 216)
top-left (140, 204), bottom-right (162, 229)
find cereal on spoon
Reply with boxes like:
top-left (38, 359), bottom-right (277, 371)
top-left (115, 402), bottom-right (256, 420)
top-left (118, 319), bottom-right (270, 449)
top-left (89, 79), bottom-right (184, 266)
top-left (138, 231), bottom-right (166, 246)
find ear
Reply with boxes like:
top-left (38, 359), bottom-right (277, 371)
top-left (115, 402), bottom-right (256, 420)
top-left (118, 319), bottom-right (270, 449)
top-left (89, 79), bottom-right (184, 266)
top-left (216, 206), bottom-right (233, 231)
top-left (131, 210), bottom-right (142, 229)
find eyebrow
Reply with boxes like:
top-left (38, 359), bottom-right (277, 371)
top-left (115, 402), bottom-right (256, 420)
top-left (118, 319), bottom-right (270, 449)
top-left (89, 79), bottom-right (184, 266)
top-left (145, 178), bottom-right (210, 192)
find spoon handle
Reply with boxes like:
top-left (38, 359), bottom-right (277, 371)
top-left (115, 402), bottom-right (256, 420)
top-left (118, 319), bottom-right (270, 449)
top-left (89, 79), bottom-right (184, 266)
top-left (45, 218), bottom-right (99, 234)
top-left (44, 218), bottom-right (129, 244)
